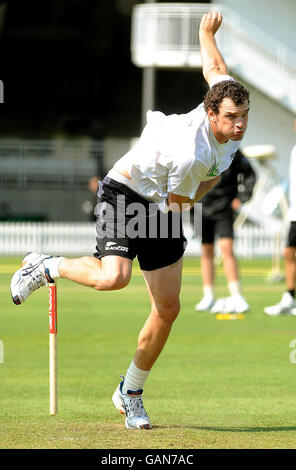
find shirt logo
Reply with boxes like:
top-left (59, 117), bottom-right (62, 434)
top-left (207, 163), bottom-right (219, 177)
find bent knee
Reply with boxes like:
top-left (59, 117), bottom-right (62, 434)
top-left (154, 299), bottom-right (180, 323)
top-left (94, 271), bottom-right (131, 290)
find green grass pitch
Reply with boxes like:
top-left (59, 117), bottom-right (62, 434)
top-left (0, 256), bottom-right (296, 449)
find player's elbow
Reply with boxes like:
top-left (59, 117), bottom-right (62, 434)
top-left (167, 193), bottom-right (193, 212)
top-left (203, 65), bottom-right (228, 85)
top-left (203, 175), bottom-right (220, 192)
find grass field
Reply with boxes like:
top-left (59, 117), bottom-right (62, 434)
top-left (1, 256), bottom-right (296, 449)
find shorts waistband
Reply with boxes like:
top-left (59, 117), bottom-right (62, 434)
top-left (101, 176), bottom-right (156, 208)
top-left (107, 169), bottom-right (154, 203)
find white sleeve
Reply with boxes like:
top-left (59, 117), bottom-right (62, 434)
top-left (209, 74), bottom-right (235, 88)
top-left (167, 159), bottom-right (209, 199)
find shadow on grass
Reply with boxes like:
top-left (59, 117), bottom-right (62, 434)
top-left (153, 425), bottom-right (296, 433)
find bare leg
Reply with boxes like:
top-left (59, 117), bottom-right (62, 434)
top-left (219, 238), bottom-right (239, 283)
top-left (201, 243), bottom-right (215, 287)
top-left (58, 255), bottom-right (133, 291)
top-left (284, 246), bottom-right (296, 291)
top-left (133, 258), bottom-right (183, 371)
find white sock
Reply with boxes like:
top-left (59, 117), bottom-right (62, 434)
top-left (228, 281), bottom-right (241, 297)
top-left (122, 360), bottom-right (150, 394)
top-left (44, 257), bottom-right (65, 279)
top-left (203, 285), bottom-right (214, 297)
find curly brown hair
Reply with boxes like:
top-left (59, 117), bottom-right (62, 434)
top-left (204, 80), bottom-right (250, 114)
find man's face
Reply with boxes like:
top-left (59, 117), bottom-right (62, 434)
top-left (208, 98), bottom-right (249, 144)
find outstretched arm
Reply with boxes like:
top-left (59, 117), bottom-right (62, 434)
top-left (199, 11), bottom-right (227, 86)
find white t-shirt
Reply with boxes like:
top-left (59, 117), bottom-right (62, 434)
top-left (288, 144), bottom-right (296, 222)
top-left (108, 74), bottom-right (242, 212)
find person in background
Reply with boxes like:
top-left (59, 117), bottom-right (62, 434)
top-left (264, 135), bottom-right (296, 316)
top-left (195, 149), bottom-right (256, 314)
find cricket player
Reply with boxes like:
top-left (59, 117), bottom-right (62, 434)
top-left (11, 12), bottom-right (250, 429)
top-left (264, 138), bottom-right (296, 316)
top-left (195, 149), bottom-right (256, 314)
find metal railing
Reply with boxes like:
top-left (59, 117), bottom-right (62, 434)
top-left (131, 3), bottom-right (296, 113)
top-left (0, 222), bottom-right (286, 258)
top-left (132, 3), bottom-right (210, 67)
top-left (0, 139), bottom-right (103, 189)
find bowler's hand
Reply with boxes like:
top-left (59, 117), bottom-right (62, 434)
top-left (199, 11), bottom-right (223, 37)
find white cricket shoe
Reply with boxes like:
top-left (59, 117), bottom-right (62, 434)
top-left (10, 252), bottom-right (54, 305)
top-left (195, 295), bottom-right (215, 312)
top-left (112, 377), bottom-right (152, 430)
top-left (211, 295), bottom-right (249, 314)
top-left (210, 297), bottom-right (226, 313)
top-left (264, 292), bottom-right (296, 316)
top-left (224, 295), bottom-right (249, 314)
top-left (290, 307), bottom-right (296, 316)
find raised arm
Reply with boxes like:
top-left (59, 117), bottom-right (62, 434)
top-left (199, 11), bottom-right (227, 86)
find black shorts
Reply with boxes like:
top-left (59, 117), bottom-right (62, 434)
top-left (202, 211), bottom-right (234, 244)
top-left (93, 177), bottom-right (187, 271)
top-left (287, 221), bottom-right (296, 247)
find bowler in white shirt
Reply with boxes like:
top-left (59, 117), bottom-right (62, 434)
top-left (11, 12), bottom-right (250, 430)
